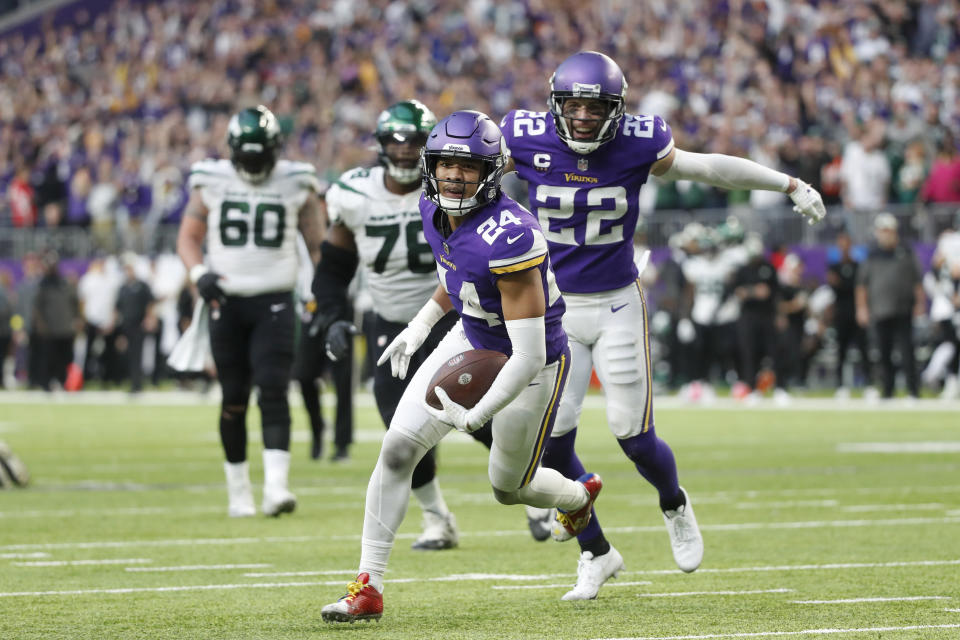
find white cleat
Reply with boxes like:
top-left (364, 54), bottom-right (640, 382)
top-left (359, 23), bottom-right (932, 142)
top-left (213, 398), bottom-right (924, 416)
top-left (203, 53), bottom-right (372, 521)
top-left (411, 511), bottom-right (459, 550)
top-left (224, 461), bottom-right (256, 518)
top-left (525, 505), bottom-right (553, 542)
top-left (663, 487), bottom-right (703, 573)
top-left (561, 546), bottom-right (625, 601)
top-left (262, 487), bottom-right (297, 517)
top-left (262, 449), bottom-right (296, 517)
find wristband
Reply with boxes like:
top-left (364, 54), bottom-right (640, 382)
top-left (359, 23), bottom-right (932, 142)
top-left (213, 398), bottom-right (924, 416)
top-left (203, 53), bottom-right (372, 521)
top-left (189, 264), bottom-right (209, 285)
top-left (412, 298), bottom-right (445, 329)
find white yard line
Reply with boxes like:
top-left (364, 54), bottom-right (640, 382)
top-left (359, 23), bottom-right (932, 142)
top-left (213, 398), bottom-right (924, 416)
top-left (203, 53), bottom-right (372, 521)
top-left (0, 581), bottom-right (341, 598)
top-left (839, 504), bottom-right (945, 512)
top-left (1, 506), bottom-right (223, 518)
top-left (244, 569), bottom-right (358, 577)
top-left (0, 573), bottom-right (623, 598)
top-left (590, 624), bottom-right (960, 640)
top-left (792, 596), bottom-right (951, 604)
top-left (622, 559), bottom-right (960, 576)
top-left (125, 564), bottom-right (270, 572)
top-left (0, 552), bottom-right (50, 559)
top-left (4, 516), bottom-right (960, 552)
top-left (837, 442), bottom-right (960, 453)
top-left (492, 581), bottom-right (652, 590)
top-left (13, 558), bottom-right (152, 567)
top-left (635, 589), bottom-right (794, 598)
top-left (601, 516), bottom-right (960, 536)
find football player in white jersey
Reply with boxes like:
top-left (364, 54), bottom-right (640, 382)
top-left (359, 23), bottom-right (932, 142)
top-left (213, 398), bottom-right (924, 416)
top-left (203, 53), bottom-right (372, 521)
top-left (310, 100), bottom-right (494, 550)
top-left (177, 105), bottom-right (323, 518)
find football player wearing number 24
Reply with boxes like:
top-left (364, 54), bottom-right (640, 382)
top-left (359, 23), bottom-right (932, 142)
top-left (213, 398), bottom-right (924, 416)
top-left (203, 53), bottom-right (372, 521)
top-left (177, 105), bottom-right (324, 519)
top-left (321, 111), bottom-right (603, 623)
top-left (500, 51), bottom-right (827, 598)
top-left (311, 100), bottom-right (496, 551)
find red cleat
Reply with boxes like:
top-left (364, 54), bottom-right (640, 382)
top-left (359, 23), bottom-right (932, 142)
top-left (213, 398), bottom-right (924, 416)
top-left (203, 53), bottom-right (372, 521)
top-left (555, 473), bottom-right (602, 538)
top-left (320, 573), bottom-right (383, 623)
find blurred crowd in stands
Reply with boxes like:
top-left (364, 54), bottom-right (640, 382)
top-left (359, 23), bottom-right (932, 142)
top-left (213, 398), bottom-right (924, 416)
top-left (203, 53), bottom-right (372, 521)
top-left (2, 0), bottom-right (960, 240)
top-left (2, 0), bottom-right (960, 400)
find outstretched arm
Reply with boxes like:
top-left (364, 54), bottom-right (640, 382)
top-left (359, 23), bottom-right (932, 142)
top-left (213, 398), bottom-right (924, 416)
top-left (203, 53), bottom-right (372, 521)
top-left (651, 148), bottom-right (826, 225)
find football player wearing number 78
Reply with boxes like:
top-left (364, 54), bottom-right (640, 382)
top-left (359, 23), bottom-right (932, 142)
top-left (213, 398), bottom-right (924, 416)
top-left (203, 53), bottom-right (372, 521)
top-left (321, 110), bottom-right (603, 624)
top-left (499, 50), bottom-right (827, 599)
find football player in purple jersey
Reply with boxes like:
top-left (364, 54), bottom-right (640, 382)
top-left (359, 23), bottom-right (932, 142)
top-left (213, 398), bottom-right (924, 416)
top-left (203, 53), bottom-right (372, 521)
top-left (321, 111), bottom-right (605, 623)
top-left (499, 51), bottom-right (826, 599)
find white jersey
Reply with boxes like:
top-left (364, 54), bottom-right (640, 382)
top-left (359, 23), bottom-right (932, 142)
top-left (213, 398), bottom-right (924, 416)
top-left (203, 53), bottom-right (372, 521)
top-left (189, 159), bottom-right (319, 296)
top-left (714, 245), bottom-right (749, 324)
top-left (326, 165), bottom-right (436, 323)
top-left (683, 252), bottom-right (738, 326)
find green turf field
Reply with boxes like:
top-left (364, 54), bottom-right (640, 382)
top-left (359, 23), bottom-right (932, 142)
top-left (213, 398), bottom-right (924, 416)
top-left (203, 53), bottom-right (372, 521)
top-left (1, 395), bottom-right (959, 639)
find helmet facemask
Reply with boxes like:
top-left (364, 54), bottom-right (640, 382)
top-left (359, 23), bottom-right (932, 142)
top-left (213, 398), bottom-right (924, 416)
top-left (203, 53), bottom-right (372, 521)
top-left (422, 150), bottom-right (503, 216)
top-left (378, 131), bottom-right (429, 185)
top-left (375, 100), bottom-right (438, 186)
top-left (549, 91), bottom-right (625, 155)
top-left (421, 110), bottom-right (506, 216)
top-left (548, 51), bottom-right (628, 154)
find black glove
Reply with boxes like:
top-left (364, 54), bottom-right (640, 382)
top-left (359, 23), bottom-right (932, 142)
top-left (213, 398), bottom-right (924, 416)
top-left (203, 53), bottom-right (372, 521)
top-left (196, 271), bottom-right (226, 306)
top-left (325, 319), bottom-right (357, 362)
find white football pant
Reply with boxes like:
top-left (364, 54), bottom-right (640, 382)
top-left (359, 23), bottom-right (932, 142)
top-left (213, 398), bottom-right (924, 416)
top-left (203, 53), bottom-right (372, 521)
top-left (554, 280), bottom-right (654, 440)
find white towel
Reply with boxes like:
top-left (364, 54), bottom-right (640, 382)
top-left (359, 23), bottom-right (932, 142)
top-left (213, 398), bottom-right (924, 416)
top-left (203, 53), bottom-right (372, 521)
top-left (166, 299), bottom-right (211, 372)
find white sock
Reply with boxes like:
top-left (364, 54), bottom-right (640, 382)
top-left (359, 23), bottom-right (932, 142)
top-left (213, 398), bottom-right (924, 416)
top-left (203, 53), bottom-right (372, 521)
top-left (516, 466), bottom-right (589, 511)
top-left (358, 432), bottom-right (429, 593)
top-left (411, 478), bottom-right (449, 518)
top-left (262, 449), bottom-right (290, 492)
top-left (224, 460), bottom-right (250, 487)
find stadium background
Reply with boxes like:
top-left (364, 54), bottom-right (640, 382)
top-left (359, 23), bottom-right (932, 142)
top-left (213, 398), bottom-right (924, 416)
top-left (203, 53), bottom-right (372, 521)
top-left (0, 0), bottom-right (959, 393)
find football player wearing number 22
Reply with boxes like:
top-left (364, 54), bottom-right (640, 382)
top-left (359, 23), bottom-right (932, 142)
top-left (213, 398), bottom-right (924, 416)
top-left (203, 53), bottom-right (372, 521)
top-left (177, 105), bottom-right (324, 519)
top-left (500, 51), bottom-right (827, 599)
top-left (321, 111), bottom-right (604, 623)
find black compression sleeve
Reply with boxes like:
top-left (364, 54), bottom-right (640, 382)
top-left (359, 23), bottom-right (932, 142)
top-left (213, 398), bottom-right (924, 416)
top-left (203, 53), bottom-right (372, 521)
top-left (311, 241), bottom-right (360, 330)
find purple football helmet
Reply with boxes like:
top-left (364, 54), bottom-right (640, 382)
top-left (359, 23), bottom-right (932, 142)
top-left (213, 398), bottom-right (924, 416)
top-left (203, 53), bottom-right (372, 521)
top-left (549, 51), bottom-right (628, 154)
top-left (422, 110), bottom-right (505, 215)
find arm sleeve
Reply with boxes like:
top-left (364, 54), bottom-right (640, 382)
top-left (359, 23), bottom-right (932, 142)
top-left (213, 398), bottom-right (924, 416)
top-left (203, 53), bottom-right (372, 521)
top-left (311, 241), bottom-right (359, 331)
top-left (467, 316), bottom-right (547, 426)
top-left (660, 149), bottom-right (791, 192)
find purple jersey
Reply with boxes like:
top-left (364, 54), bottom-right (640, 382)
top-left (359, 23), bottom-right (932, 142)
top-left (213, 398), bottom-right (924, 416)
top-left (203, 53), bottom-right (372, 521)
top-left (420, 192), bottom-right (567, 363)
top-left (500, 109), bottom-right (674, 293)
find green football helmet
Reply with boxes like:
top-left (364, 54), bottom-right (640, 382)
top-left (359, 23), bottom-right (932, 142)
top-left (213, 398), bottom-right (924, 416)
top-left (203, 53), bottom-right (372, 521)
top-left (227, 105), bottom-right (283, 184)
top-left (718, 216), bottom-right (745, 246)
top-left (375, 100), bottom-right (437, 184)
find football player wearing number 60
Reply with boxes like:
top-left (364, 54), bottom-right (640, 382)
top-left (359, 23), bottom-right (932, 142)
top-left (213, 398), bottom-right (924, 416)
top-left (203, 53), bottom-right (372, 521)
top-left (321, 110), bottom-right (603, 624)
top-left (177, 105), bottom-right (323, 518)
top-left (311, 100), bottom-right (495, 551)
top-left (500, 51), bottom-right (827, 599)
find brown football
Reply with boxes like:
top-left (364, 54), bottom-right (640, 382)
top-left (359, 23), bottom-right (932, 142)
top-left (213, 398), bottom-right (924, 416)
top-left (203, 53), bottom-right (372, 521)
top-left (425, 349), bottom-right (509, 410)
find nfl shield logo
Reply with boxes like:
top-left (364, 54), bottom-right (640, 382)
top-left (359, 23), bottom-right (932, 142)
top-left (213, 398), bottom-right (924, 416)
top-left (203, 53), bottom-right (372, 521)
top-left (578, 157), bottom-right (588, 171)
top-left (442, 242), bottom-right (450, 254)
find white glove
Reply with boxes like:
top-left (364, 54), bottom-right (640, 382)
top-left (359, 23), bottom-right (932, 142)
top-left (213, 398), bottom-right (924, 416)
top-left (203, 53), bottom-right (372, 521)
top-left (376, 298), bottom-right (445, 379)
top-left (426, 387), bottom-right (483, 433)
top-left (377, 321), bottom-right (431, 379)
top-left (788, 180), bottom-right (826, 226)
